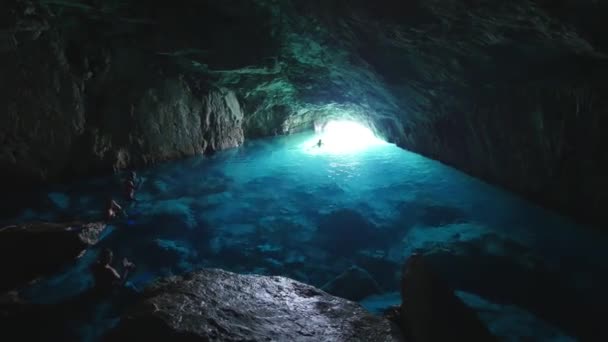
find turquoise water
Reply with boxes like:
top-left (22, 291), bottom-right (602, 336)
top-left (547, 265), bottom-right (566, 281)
top-left (3, 132), bottom-right (607, 341)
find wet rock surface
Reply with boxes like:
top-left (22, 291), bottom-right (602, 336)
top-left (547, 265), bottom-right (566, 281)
top-left (107, 269), bottom-right (402, 341)
top-left (0, 221), bottom-right (106, 292)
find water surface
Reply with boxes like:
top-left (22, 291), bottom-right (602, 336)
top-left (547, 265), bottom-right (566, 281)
top-left (4, 132), bottom-right (607, 341)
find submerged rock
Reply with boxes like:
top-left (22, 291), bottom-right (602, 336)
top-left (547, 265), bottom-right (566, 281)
top-left (0, 221), bottom-right (107, 292)
top-left (107, 269), bottom-right (402, 341)
top-left (396, 200), bottom-right (469, 229)
top-left (316, 209), bottom-right (383, 256)
top-left (322, 265), bottom-right (382, 301)
top-left (354, 250), bottom-right (401, 291)
top-left (148, 239), bottom-right (198, 272)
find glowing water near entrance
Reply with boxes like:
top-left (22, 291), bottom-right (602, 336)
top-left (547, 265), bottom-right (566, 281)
top-left (3, 131), bottom-right (607, 341)
top-left (301, 120), bottom-right (387, 154)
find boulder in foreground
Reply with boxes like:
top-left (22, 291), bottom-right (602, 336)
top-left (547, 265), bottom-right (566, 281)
top-left (107, 269), bottom-right (402, 341)
top-left (0, 221), bottom-right (107, 292)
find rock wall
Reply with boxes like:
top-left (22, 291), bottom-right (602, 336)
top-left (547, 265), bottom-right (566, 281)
top-left (0, 2), bottom-right (85, 186)
top-left (0, 1), bottom-right (248, 190)
top-left (2, 0), bottom-right (607, 225)
top-left (279, 0), bottom-right (608, 226)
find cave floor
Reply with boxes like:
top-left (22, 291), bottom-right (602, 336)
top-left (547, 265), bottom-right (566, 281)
top-left (3, 132), bottom-right (607, 341)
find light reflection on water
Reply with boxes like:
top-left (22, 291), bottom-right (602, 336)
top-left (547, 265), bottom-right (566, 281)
top-left (3, 131), bottom-right (608, 340)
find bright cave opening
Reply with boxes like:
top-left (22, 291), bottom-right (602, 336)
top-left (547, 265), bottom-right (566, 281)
top-left (301, 120), bottom-right (388, 155)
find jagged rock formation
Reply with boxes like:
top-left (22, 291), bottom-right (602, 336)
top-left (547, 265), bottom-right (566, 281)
top-left (2, 0), bottom-right (607, 225)
top-left (399, 254), bottom-right (496, 341)
top-left (0, 221), bottom-right (107, 292)
top-left (106, 268), bottom-right (402, 341)
top-left (1, 0), bottom-right (247, 188)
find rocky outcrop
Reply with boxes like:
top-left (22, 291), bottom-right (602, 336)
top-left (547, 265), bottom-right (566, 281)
top-left (399, 254), bottom-right (496, 342)
top-left (421, 240), bottom-right (606, 341)
top-left (0, 1), bottom-right (85, 186)
top-left (85, 77), bottom-right (244, 170)
top-left (0, 221), bottom-right (107, 292)
top-left (106, 269), bottom-right (402, 341)
top-left (0, 1), bottom-right (248, 191)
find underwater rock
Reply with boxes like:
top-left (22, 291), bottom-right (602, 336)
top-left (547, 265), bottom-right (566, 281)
top-left (322, 265), bottom-right (382, 301)
top-left (360, 292), bottom-right (402, 315)
top-left (106, 269), bottom-right (402, 341)
top-left (388, 222), bottom-right (530, 264)
top-left (316, 209), bottom-right (382, 256)
top-left (138, 198), bottom-right (197, 230)
top-left (400, 254), bottom-right (496, 342)
top-left (397, 200), bottom-right (468, 228)
top-left (48, 192), bottom-right (70, 210)
top-left (0, 221), bottom-right (107, 292)
top-left (150, 180), bottom-right (170, 194)
top-left (154, 239), bottom-right (197, 258)
top-left (148, 239), bottom-right (198, 271)
top-left (354, 250), bottom-right (401, 292)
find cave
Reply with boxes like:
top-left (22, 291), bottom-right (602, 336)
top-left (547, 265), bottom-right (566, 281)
top-left (1, 1), bottom-right (607, 341)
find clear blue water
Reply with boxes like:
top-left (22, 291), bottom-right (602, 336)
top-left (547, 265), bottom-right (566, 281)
top-left (3, 132), bottom-right (608, 341)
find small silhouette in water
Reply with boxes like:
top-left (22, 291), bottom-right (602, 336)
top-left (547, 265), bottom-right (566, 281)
top-left (90, 248), bottom-right (136, 295)
top-left (124, 171), bottom-right (137, 201)
top-left (316, 139), bottom-right (324, 148)
top-left (105, 198), bottom-right (124, 221)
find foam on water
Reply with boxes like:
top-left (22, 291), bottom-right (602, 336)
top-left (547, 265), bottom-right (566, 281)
top-left (3, 131), bottom-right (607, 341)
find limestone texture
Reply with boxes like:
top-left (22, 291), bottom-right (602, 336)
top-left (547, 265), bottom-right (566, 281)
top-left (106, 268), bottom-right (402, 341)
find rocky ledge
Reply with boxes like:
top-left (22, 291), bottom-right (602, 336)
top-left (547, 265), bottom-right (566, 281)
top-left (106, 268), bottom-right (402, 341)
top-left (0, 221), bottom-right (107, 293)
